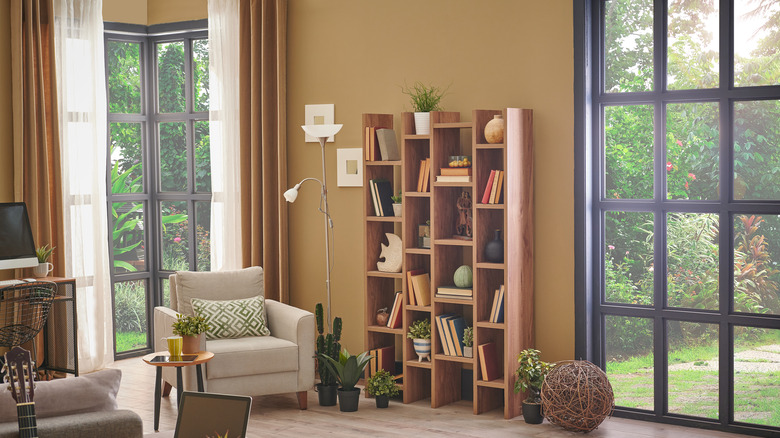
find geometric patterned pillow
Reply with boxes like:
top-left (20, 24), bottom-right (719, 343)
top-left (191, 295), bottom-right (270, 340)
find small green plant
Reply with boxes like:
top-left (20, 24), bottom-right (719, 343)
top-left (35, 244), bottom-right (55, 263)
top-left (463, 326), bottom-right (473, 347)
top-left (366, 369), bottom-right (400, 398)
top-left (514, 348), bottom-right (552, 403)
top-left (171, 313), bottom-right (211, 337)
top-left (401, 81), bottom-right (449, 112)
top-left (407, 318), bottom-right (431, 340)
top-left (315, 303), bottom-right (343, 387)
top-left (391, 191), bottom-right (402, 204)
top-left (320, 348), bottom-right (373, 391)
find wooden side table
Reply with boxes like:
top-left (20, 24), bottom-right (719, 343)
top-left (142, 350), bottom-right (214, 431)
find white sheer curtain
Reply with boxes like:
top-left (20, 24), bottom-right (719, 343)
top-left (209, 0), bottom-right (243, 271)
top-left (53, 0), bottom-right (113, 372)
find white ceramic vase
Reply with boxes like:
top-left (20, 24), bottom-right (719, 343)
top-left (414, 112), bottom-right (431, 135)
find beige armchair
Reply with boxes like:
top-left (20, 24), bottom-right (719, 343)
top-left (153, 267), bottom-right (314, 409)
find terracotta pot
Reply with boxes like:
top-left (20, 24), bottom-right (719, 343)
top-left (181, 334), bottom-right (201, 354)
top-left (484, 115), bottom-right (505, 144)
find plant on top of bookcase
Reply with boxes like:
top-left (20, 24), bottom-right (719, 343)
top-left (401, 81), bottom-right (449, 135)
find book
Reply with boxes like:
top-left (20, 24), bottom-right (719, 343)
top-left (386, 292), bottom-right (403, 329)
top-left (448, 317), bottom-right (466, 356)
top-left (416, 160), bottom-right (426, 192)
top-left (376, 128), bottom-right (400, 161)
top-left (374, 179), bottom-right (395, 217)
top-left (435, 314), bottom-right (456, 356)
top-left (367, 345), bottom-right (395, 378)
top-left (436, 286), bottom-right (473, 297)
top-left (421, 158), bottom-right (431, 192)
top-left (406, 268), bottom-right (425, 306)
top-left (410, 273), bottom-right (431, 306)
top-left (435, 175), bottom-right (472, 183)
top-left (435, 293), bottom-right (473, 300)
top-left (478, 342), bottom-right (500, 381)
top-left (481, 170), bottom-right (496, 204)
top-left (369, 179), bottom-right (382, 216)
top-left (489, 170), bottom-right (500, 203)
top-left (493, 284), bottom-right (505, 323)
top-left (365, 127), bottom-right (370, 160)
top-left (440, 315), bottom-right (459, 356)
top-left (440, 167), bottom-right (472, 176)
top-left (489, 288), bottom-right (500, 322)
top-left (492, 170), bottom-right (504, 203)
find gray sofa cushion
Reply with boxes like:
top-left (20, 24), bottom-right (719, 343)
top-left (0, 410), bottom-right (143, 438)
top-left (0, 368), bottom-right (121, 422)
top-left (206, 336), bottom-right (299, 379)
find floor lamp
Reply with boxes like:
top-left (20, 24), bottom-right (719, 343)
top-left (284, 124), bottom-right (343, 331)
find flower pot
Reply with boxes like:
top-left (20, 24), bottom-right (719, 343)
top-left (337, 387), bottom-right (361, 412)
top-left (392, 203), bottom-right (402, 217)
top-left (375, 395), bottom-right (390, 408)
top-left (522, 401), bottom-right (544, 424)
top-left (33, 262), bottom-right (53, 278)
top-left (181, 334), bottom-right (201, 354)
top-left (316, 383), bottom-right (339, 406)
top-left (412, 338), bottom-right (431, 362)
top-left (414, 112), bottom-right (431, 135)
top-left (463, 346), bottom-right (473, 358)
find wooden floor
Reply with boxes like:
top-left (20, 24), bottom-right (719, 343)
top-left (113, 357), bottom-right (750, 437)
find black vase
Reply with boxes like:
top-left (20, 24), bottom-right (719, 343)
top-left (522, 401), bottom-right (544, 424)
top-left (375, 395), bottom-right (390, 408)
top-left (316, 383), bottom-right (338, 406)
top-left (337, 388), bottom-right (361, 412)
top-left (484, 229), bottom-right (504, 263)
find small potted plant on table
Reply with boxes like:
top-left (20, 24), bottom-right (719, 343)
top-left (407, 318), bottom-right (431, 362)
top-left (514, 348), bottom-right (552, 424)
top-left (172, 314), bottom-right (211, 354)
top-left (366, 369), bottom-right (399, 408)
top-left (33, 244), bottom-right (55, 278)
top-left (321, 348), bottom-right (373, 412)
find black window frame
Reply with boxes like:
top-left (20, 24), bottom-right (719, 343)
top-left (575, 1), bottom-right (780, 437)
top-left (104, 19), bottom-right (209, 360)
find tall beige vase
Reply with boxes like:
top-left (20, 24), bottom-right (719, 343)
top-left (484, 115), bottom-right (505, 144)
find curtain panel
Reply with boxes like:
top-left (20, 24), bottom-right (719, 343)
top-left (238, 0), bottom-right (289, 303)
top-left (10, 0), bottom-right (65, 278)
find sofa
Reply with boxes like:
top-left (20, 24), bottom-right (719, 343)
top-left (0, 368), bottom-right (142, 438)
top-left (153, 267), bottom-right (315, 409)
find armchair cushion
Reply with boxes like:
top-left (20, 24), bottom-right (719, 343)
top-left (192, 295), bottom-right (270, 340)
top-left (174, 267), bottom-right (265, 318)
top-left (205, 336), bottom-right (299, 379)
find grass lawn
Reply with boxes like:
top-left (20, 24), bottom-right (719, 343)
top-left (116, 331), bottom-right (147, 353)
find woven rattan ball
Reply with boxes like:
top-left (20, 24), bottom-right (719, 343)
top-left (540, 360), bottom-right (614, 432)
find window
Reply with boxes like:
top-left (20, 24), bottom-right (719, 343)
top-left (576, 1), bottom-right (780, 435)
top-left (105, 21), bottom-right (210, 358)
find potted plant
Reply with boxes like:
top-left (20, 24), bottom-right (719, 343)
top-left (365, 369), bottom-right (399, 408)
top-left (391, 191), bottom-right (402, 217)
top-left (33, 244), bottom-right (55, 278)
top-left (314, 303), bottom-right (342, 406)
top-left (172, 313), bottom-right (211, 354)
top-left (514, 348), bottom-right (552, 424)
top-left (320, 348), bottom-right (373, 412)
top-left (401, 81), bottom-right (449, 135)
top-left (407, 318), bottom-right (431, 362)
top-left (462, 326), bottom-right (473, 358)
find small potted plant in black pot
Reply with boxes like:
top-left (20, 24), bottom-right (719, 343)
top-left (365, 369), bottom-right (399, 408)
top-left (321, 348), bottom-right (373, 412)
top-left (514, 348), bottom-right (551, 424)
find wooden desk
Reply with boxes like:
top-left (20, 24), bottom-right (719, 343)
top-left (143, 351), bottom-right (214, 431)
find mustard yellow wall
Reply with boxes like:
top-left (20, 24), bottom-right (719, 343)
top-left (102, 0), bottom-right (206, 25)
top-left (287, 0), bottom-right (575, 362)
top-left (103, 0), bottom-right (147, 25)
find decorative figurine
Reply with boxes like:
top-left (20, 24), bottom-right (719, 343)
top-left (455, 191), bottom-right (473, 239)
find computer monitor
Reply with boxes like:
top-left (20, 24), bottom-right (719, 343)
top-left (174, 392), bottom-right (252, 438)
top-left (0, 202), bottom-right (38, 270)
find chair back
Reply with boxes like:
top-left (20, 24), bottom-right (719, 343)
top-left (168, 267), bottom-right (265, 317)
top-left (0, 281), bottom-right (56, 348)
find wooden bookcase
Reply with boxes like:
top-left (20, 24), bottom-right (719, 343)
top-left (362, 109), bottom-right (533, 419)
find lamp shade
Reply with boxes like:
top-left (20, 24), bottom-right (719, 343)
top-left (283, 187), bottom-right (299, 203)
top-left (301, 124), bottom-right (343, 139)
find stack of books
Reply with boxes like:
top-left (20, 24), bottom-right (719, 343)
top-left (386, 292), bottom-right (403, 329)
top-left (369, 178), bottom-right (394, 216)
top-left (406, 270), bottom-right (431, 306)
top-left (366, 345), bottom-right (395, 379)
top-left (435, 167), bottom-right (472, 183)
top-left (435, 314), bottom-right (467, 357)
top-left (435, 285), bottom-right (473, 300)
top-left (480, 169), bottom-right (504, 204)
top-left (416, 158), bottom-right (431, 192)
top-left (365, 126), bottom-right (400, 161)
top-left (489, 285), bottom-right (505, 323)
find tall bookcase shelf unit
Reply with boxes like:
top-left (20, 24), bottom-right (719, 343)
top-left (472, 108), bottom-right (534, 419)
top-left (362, 114), bottom-right (404, 393)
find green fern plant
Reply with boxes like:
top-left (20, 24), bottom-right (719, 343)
top-left (401, 81), bottom-right (449, 112)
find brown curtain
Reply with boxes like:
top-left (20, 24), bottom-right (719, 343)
top-left (10, 0), bottom-right (65, 279)
top-left (239, 0), bottom-right (289, 303)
